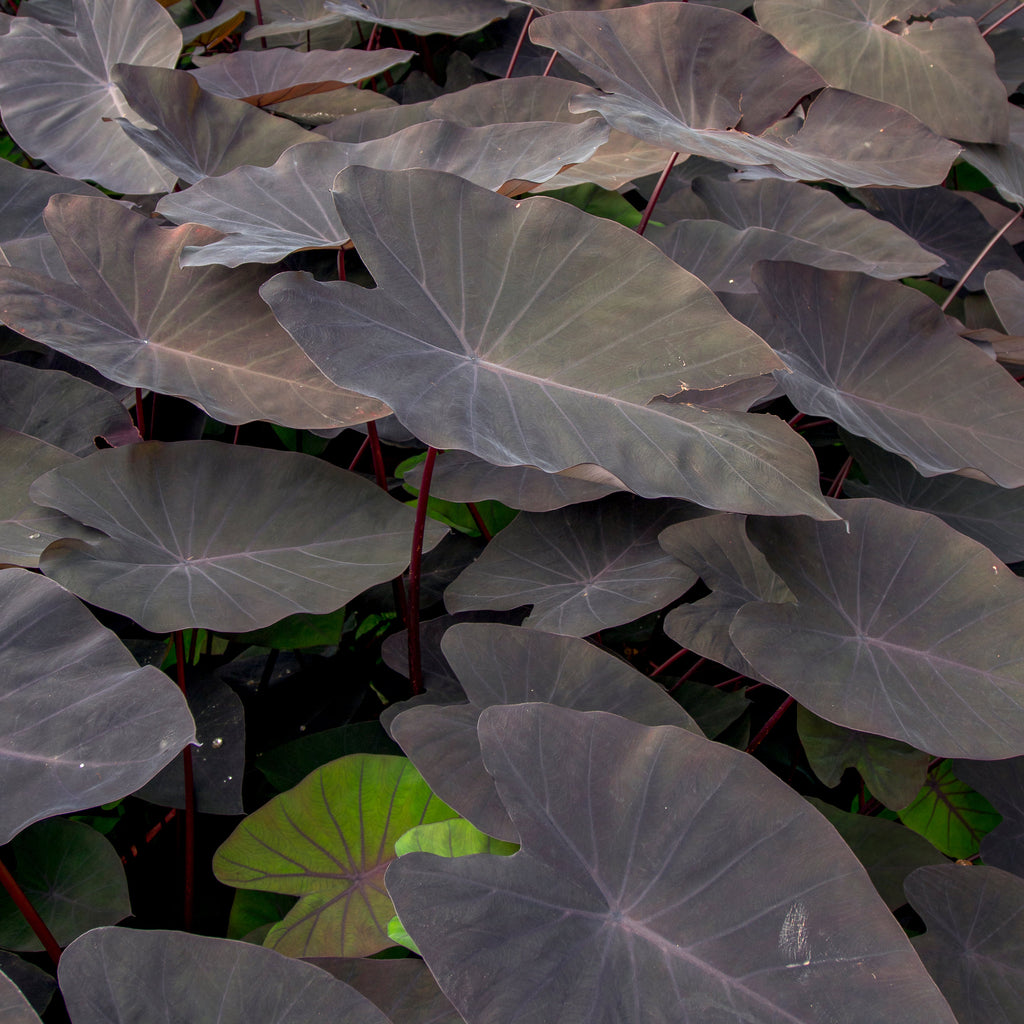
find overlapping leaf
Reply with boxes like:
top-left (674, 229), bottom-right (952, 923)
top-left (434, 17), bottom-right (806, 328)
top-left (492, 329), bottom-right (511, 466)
top-left (963, 103), bottom-right (1024, 205)
top-left (58, 927), bottom-right (393, 1024)
top-left (31, 440), bottom-right (444, 633)
top-left (0, 819), bottom-right (130, 951)
top-left (402, 449), bottom-right (619, 512)
top-left (111, 64), bottom-right (321, 184)
top-left (532, 4), bottom-right (960, 186)
top-left (648, 176), bottom-right (941, 292)
top-left (732, 498), bottom-right (1024, 758)
top-left (323, 0), bottom-right (511, 34)
top-left (391, 623), bottom-right (698, 840)
top-left (264, 166), bottom-right (835, 518)
top-left (188, 47), bottom-right (413, 102)
top-left (0, 569), bottom-right (195, 846)
top-left (213, 754), bottom-right (455, 957)
top-left (0, 195), bottom-right (386, 429)
top-left (755, 0), bottom-right (1007, 143)
top-left (906, 864), bottom-right (1024, 1024)
top-left (445, 495), bottom-right (703, 635)
top-left (842, 433), bottom-right (1024, 564)
top-left (955, 756), bottom-right (1024, 877)
top-left (0, 0), bottom-right (179, 192)
top-left (0, 972), bottom-right (40, 1024)
top-left (158, 118), bottom-right (610, 267)
top-left (752, 261), bottom-right (1024, 486)
top-left (389, 703), bottom-right (957, 1024)
top-left (660, 512), bottom-right (793, 678)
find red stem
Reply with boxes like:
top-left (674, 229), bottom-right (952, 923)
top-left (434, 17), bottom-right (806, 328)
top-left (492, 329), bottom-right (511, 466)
top-left (651, 645), bottom-right (689, 677)
top-left (253, 0), bottom-right (267, 48)
top-left (347, 436), bottom-right (371, 472)
top-left (173, 631), bottom-right (195, 931)
top-left (827, 455), bottom-right (854, 498)
top-left (366, 420), bottom-right (388, 490)
top-left (981, 0), bottom-right (1024, 35)
top-left (542, 50), bottom-right (559, 76)
top-left (668, 656), bottom-right (707, 692)
top-left (0, 856), bottom-right (61, 964)
top-left (407, 446), bottom-right (439, 695)
top-left (940, 206), bottom-right (1023, 309)
top-left (637, 152), bottom-right (680, 236)
top-left (714, 673), bottom-right (748, 689)
top-left (505, 8), bottom-right (536, 78)
top-left (367, 24), bottom-right (381, 50)
top-left (134, 387), bottom-right (147, 439)
top-left (466, 502), bottom-right (493, 541)
top-left (746, 695), bottom-right (795, 754)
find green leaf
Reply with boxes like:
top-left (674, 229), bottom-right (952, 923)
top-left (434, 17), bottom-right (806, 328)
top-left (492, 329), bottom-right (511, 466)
top-left (386, 915), bottom-right (421, 955)
top-left (227, 891), bottom-right (298, 943)
top-left (228, 607), bottom-right (349, 650)
top-left (540, 183), bottom-right (647, 229)
top-left (898, 761), bottom-right (1002, 859)
top-left (213, 754), bottom-right (455, 957)
top-left (394, 819), bottom-right (519, 859)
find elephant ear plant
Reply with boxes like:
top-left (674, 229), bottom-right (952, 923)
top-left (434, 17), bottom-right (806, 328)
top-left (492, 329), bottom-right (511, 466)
top-left (1, 0), bottom-right (1024, 1020)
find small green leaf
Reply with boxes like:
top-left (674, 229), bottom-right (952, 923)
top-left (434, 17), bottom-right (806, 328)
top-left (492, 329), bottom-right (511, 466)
top-left (540, 183), bottom-right (649, 229)
top-left (228, 607), bottom-right (348, 650)
top-left (386, 915), bottom-right (421, 955)
top-left (898, 761), bottom-right (1001, 859)
top-left (395, 819), bottom-right (519, 859)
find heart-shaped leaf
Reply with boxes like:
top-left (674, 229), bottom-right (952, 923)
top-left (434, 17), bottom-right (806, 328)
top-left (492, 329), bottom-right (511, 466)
top-left (906, 864), bottom-right (1024, 1024)
top-left (732, 498), bottom-right (1024, 758)
top-left (388, 703), bottom-right (957, 1024)
top-left (0, 195), bottom-right (387, 429)
top-left (0, 0), bottom-right (179, 192)
top-left (31, 440), bottom-right (444, 633)
top-left (394, 819), bottom-right (518, 858)
top-left (0, 568), bottom-right (195, 846)
top-left (111, 64), bottom-right (321, 184)
top-left (755, 0), bottom-right (1007, 143)
top-left (58, 927), bottom-right (393, 1024)
top-left (963, 104), bottom-right (1024, 206)
top-left (158, 118), bottom-right (610, 267)
top-left (752, 262), bottom-right (1024, 487)
top-left (213, 754), bottom-right (455, 957)
top-left (444, 495), bottom-right (704, 636)
top-left (391, 622), bottom-right (698, 840)
top-left (0, 819), bottom-right (130, 951)
top-left (263, 165), bottom-right (835, 519)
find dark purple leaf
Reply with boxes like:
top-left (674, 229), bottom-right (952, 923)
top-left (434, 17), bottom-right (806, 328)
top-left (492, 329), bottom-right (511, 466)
top-left (188, 47), bottom-right (413, 102)
top-left (753, 262), bottom-right (1024, 487)
top-left (0, 954), bottom-right (54, 1019)
top-left (530, 3), bottom-right (825, 136)
top-left (0, 195), bottom-right (387, 429)
top-left (389, 703), bottom-right (957, 1024)
top-left (964, 104), bottom-right (1024, 206)
top-left (0, 161), bottom-right (102, 246)
top-left (135, 676), bottom-right (245, 815)
top-left (852, 186), bottom-right (1024, 290)
top-left (157, 118), bottom-right (610, 267)
top-left (0, 361), bottom-right (139, 455)
top-left (660, 512), bottom-right (792, 678)
top-left (0, 819), bottom-right (130, 951)
top-left (306, 958), bottom-right (461, 1024)
top-left (31, 440), bottom-right (445, 633)
top-left (953, 756), bottom-right (1024, 877)
top-left (754, 0), bottom-right (1007, 143)
top-left (0, 0), bottom-right (179, 192)
top-left (391, 622), bottom-right (699, 840)
top-left (323, 0), bottom-right (512, 34)
top-left (0, 427), bottom-right (97, 568)
top-left (111, 64), bottom-right (319, 184)
top-left (0, 972), bottom-right (40, 1024)
top-left (264, 166), bottom-right (835, 519)
top-left (402, 449), bottom-right (620, 512)
top-left (58, 927), bottom-right (393, 1024)
top-left (806, 800), bottom-right (946, 911)
top-left (445, 495), bottom-right (704, 635)
top-left (906, 864), bottom-right (1024, 1024)
top-left (988, 267), bottom-right (1024, 334)
top-left (842, 433), bottom-right (1024, 564)
top-left (0, 569), bottom-right (195, 846)
top-left (732, 498), bottom-right (1024, 758)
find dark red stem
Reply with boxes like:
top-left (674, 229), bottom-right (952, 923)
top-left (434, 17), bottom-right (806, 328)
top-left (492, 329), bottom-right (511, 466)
top-left (337, 248), bottom-right (347, 281)
top-left (253, 0), bottom-right (267, 48)
top-left (348, 436), bottom-right (371, 472)
top-left (940, 206), bottom-right (1023, 308)
top-left (651, 645), bottom-right (689, 677)
top-left (714, 673), bottom-right (748, 690)
top-left (366, 420), bottom-right (388, 490)
top-left (668, 656), bottom-right (707, 692)
top-left (542, 50), bottom-right (559, 76)
top-left (173, 630), bottom-right (195, 931)
top-left (367, 24), bottom-right (381, 50)
top-left (0, 856), bottom-right (61, 964)
top-left (981, 0), bottom-right (1024, 34)
top-left (505, 8), bottom-right (536, 78)
top-left (135, 387), bottom-right (147, 438)
top-left (746, 695), bottom-right (795, 754)
top-left (407, 446), bottom-right (439, 695)
top-left (637, 152), bottom-right (680, 236)
top-left (827, 455), bottom-right (854, 498)
top-left (466, 502), bottom-right (492, 541)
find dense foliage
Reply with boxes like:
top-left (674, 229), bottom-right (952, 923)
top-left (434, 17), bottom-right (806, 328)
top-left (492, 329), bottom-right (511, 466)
top-left (1, 0), bottom-right (1023, 1020)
